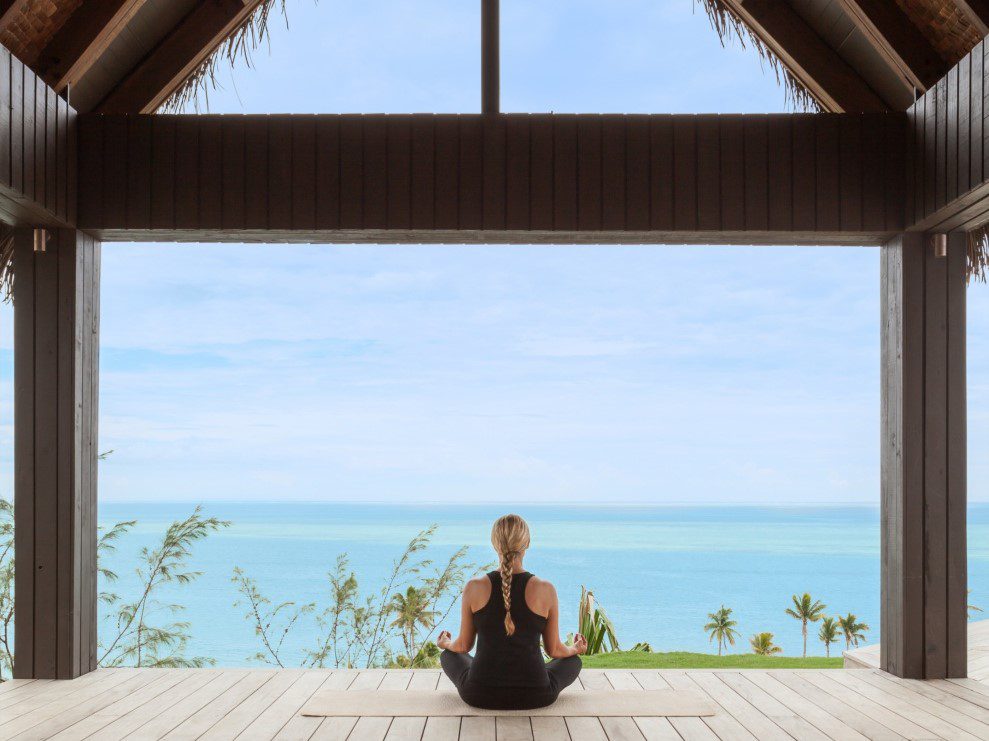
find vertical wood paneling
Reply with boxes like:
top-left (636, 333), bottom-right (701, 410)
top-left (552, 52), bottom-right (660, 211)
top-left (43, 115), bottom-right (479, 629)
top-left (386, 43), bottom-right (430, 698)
top-left (315, 118), bottom-right (342, 231)
top-left (101, 115), bottom-right (127, 228)
top-left (386, 116), bottom-right (411, 230)
top-left (720, 117), bottom-right (745, 231)
top-left (45, 87), bottom-right (56, 212)
top-left (924, 89), bottom-right (937, 215)
top-left (815, 116), bottom-right (840, 231)
top-left (458, 115), bottom-right (482, 230)
top-left (601, 115), bottom-right (625, 231)
top-left (11, 56), bottom-right (23, 194)
top-left (173, 119), bottom-right (198, 230)
top-left (577, 116), bottom-right (602, 231)
top-left (743, 116), bottom-right (769, 232)
top-left (971, 41), bottom-right (984, 190)
top-left (409, 117), bottom-right (433, 231)
top-left (339, 115), bottom-right (364, 229)
top-left (125, 116), bottom-right (151, 230)
top-left (946, 65), bottom-right (959, 204)
top-left (149, 116), bottom-right (177, 229)
top-left (34, 76), bottom-right (45, 206)
top-left (935, 77), bottom-right (948, 210)
top-left (244, 118), bottom-right (268, 230)
top-left (529, 116), bottom-right (553, 230)
top-left (864, 114), bottom-right (887, 233)
top-left (839, 116), bottom-right (862, 232)
top-left (77, 117), bottom-right (102, 228)
top-left (221, 116), bottom-right (246, 230)
top-left (56, 97), bottom-right (67, 221)
top-left (198, 116), bottom-right (222, 229)
top-left (957, 55), bottom-right (971, 197)
top-left (672, 117), bottom-right (697, 231)
top-left (482, 116), bottom-right (506, 231)
top-left (291, 116), bottom-right (317, 230)
top-left (0, 49), bottom-right (10, 188)
top-left (433, 116), bottom-right (458, 230)
top-left (649, 116), bottom-right (673, 231)
top-left (695, 117), bottom-right (720, 231)
top-left (625, 116), bottom-right (650, 231)
top-left (22, 66), bottom-right (35, 202)
top-left (505, 115), bottom-right (530, 231)
top-left (553, 116), bottom-right (578, 231)
top-left (362, 115), bottom-right (388, 229)
top-left (268, 115), bottom-right (293, 230)
top-left (767, 116), bottom-right (792, 232)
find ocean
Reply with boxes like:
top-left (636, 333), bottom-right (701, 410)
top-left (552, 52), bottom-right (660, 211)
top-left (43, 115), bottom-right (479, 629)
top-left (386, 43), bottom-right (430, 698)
top-left (96, 502), bottom-right (989, 666)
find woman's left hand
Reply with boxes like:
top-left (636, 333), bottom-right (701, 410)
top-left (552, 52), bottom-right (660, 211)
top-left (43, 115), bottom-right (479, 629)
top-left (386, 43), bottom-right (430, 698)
top-left (573, 633), bottom-right (588, 655)
top-left (437, 630), bottom-right (453, 650)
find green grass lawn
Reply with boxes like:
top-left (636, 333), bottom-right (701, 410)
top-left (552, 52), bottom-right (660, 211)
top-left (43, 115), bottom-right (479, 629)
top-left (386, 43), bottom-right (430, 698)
top-left (579, 651), bottom-right (844, 669)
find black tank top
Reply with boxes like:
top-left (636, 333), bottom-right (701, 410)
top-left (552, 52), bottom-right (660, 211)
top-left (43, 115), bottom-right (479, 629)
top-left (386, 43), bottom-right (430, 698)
top-left (468, 571), bottom-right (550, 688)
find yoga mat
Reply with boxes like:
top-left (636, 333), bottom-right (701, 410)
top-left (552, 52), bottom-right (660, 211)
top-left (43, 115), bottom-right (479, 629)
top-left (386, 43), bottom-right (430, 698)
top-left (300, 689), bottom-right (716, 717)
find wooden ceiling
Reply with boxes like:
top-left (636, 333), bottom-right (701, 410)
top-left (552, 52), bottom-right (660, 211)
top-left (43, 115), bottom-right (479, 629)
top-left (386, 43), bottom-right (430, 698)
top-left (0, 0), bottom-right (986, 114)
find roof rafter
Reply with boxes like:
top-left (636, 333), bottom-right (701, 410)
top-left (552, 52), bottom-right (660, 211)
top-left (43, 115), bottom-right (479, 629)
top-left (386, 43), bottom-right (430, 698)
top-left (722, 0), bottom-right (890, 111)
top-left (835, 0), bottom-right (946, 92)
top-left (33, 0), bottom-right (149, 93)
top-left (94, 0), bottom-right (264, 114)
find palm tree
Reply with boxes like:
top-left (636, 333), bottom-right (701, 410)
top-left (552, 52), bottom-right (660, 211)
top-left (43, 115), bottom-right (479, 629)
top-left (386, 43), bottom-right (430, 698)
top-left (750, 632), bottom-right (782, 655)
top-left (785, 593), bottom-right (827, 658)
top-left (837, 613), bottom-right (869, 650)
top-left (389, 586), bottom-right (437, 664)
top-left (818, 616), bottom-right (840, 658)
top-left (704, 606), bottom-right (740, 657)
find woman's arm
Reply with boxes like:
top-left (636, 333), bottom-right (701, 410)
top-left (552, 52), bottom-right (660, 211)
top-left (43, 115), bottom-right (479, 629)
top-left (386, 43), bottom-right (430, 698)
top-left (437, 580), bottom-right (480, 653)
top-left (540, 582), bottom-right (587, 659)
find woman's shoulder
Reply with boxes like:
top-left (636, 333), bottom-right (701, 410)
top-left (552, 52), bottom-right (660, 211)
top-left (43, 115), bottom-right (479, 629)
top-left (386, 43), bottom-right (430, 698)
top-left (524, 575), bottom-right (558, 601)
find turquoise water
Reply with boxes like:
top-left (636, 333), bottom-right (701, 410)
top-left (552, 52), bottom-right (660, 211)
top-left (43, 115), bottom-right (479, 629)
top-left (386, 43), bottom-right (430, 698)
top-left (96, 502), bottom-right (989, 666)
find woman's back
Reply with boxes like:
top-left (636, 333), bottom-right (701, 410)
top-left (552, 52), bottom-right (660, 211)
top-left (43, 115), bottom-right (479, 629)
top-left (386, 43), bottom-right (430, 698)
top-left (468, 571), bottom-right (549, 688)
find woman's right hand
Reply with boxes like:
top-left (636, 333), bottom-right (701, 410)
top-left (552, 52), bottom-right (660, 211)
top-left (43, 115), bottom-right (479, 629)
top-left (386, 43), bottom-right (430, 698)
top-left (437, 630), bottom-right (453, 651)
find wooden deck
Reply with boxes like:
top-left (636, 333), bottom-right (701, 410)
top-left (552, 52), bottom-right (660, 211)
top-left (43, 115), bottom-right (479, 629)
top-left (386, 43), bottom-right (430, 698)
top-left (4, 665), bottom-right (989, 740)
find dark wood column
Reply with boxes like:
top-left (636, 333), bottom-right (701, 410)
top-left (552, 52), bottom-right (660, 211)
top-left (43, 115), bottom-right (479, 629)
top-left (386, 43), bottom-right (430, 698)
top-left (881, 231), bottom-right (967, 679)
top-left (13, 227), bottom-right (100, 679)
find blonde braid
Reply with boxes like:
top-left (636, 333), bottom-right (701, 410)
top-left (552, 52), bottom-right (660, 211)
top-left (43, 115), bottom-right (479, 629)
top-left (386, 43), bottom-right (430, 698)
top-left (490, 514), bottom-right (531, 637)
top-left (500, 552), bottom-right (516, 636)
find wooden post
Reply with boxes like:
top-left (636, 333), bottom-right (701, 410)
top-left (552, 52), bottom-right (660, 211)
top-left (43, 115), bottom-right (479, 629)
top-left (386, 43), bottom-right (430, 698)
top-left (13, 227), bottom-right (100, 679)
top-left (881, 231), bottom-right (967, 679)
top-left (482, 0), bottom-right (499, 114)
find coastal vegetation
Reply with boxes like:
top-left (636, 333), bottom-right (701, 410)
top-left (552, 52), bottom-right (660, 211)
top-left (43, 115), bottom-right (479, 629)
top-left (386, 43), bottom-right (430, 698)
top-left (581, 651), bottom-right (842, 669)
top-left (785, 593), bottom-right (826, 657)
top-left (750, 632), bottom-right (782, 655)
top-left (704, 606), bottom-right (740, 656)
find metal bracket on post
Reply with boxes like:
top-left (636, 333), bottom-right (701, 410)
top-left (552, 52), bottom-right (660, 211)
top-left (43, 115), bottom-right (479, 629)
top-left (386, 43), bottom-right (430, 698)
top-left (931, 232), bottom-right (948, 258)
top-left (32, 228), bottom-right (50, 253)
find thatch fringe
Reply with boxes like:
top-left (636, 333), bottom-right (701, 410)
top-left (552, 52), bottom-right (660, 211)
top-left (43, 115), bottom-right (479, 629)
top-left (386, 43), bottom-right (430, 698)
top-left (696, 0), bottom-right (820, 112)
top-left (1, 226), bottom-right (14, 305)
top-left (160, 0), bottom-right (288, 113)
top-left (967, 225), bottom-right (989, 284)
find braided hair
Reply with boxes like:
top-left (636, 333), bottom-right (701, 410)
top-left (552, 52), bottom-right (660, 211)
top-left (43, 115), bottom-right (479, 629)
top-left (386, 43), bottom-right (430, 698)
top-left (490, 514), bottom-right (531, 636)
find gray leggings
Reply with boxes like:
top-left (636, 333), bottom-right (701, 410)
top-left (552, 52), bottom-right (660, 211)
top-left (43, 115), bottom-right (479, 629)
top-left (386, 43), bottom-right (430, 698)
top-left (440, 650), bottom-right (582, 710)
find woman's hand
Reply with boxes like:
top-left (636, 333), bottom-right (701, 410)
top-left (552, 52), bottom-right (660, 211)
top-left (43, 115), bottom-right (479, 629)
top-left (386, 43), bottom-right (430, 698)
top-left (572, 633), bottom-right (588, 656)
top-left (437, 630), bottom-right (453, 651)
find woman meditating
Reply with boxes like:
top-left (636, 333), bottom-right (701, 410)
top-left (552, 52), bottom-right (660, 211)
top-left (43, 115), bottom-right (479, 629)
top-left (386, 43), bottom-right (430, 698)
top-left (437, 514), bottom-right (586, 710)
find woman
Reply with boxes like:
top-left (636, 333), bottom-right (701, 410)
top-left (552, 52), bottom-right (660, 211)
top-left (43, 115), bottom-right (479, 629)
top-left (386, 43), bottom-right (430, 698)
top-left (437, 514), bottom-right (586, 710)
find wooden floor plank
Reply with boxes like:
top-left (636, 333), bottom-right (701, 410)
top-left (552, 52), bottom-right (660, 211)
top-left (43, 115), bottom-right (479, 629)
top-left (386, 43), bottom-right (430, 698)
top-left (351, 670), bottom-right (388, 691)
top-left (200, 670), bottom-right (305, 739)
top-left (409, 671), bottom-right (442, 691)
top-left (769, 670), bottom-right (905, 741)
top-left (530, 716), bottom-right (570, 741)
top-left (309, 716), bottom-right (360, 741)
top-left (160, 670), bottom-right (277, 740)
top-left (239, 671), bottom-right (333, 741)
top-left (799, 671), bottom-right (940, 739)
top-left (674, 671), bottom-right (790, 741)
top-left (437, 671), bottom-right (456, 692)
top-left (604, 672), bottom-right (640, 691)
top-left (667, 717), bottom-right (719, 741)
top-left (741, 671), bottom-right (869, 741)
top-left (496, 717), bottom-right (534, 741)
top-left (599, 716), bottom-right (645, 741)
top-left (74, 669), bottom-right (224, 741)
top-left (42, 669), bottom-right (193, 740)
top-left (278, 672), bottom-right (358, 741)
top-left (579, 672), bottom-right (611, 691)
top-left (380, 671), bottom-right (415, 691)
top-left (348, 716), bottom-right (394, 741)
top-left (655, 671), bottom-right (756, 741)
top-left (0, 668), bottom-right (136, 714)
top-left (630, 717), bottom-right (682, 741)
top-left (563, 718), bottom-right (607, 741)
top-left (461, 716), bottom-right (497, 741)
top-left (386, 716), bottom-right (427, 741)
top-left (717, 671), bottom-right (830, 740)
top-left (422, 716), bottom-right (461, 741)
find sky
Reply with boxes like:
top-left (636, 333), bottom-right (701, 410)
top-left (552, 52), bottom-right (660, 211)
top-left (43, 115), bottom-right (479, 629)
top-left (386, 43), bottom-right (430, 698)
top-left (0, 0), bottom-right (986, 504)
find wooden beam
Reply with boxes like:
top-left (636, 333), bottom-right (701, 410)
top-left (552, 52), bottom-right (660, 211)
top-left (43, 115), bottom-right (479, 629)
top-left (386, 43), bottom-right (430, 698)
top-left (725, 0), bottom-right (889, 112)
top-left (482, 0), bottom-right (499, 114)
top-left (955, 0), bottom-right (989, 37)
top-left (95, 0), bottom-right (264, 114)
top-left (836, 0), bottom-right (946, 91)
top-left (75, 112), bottom-right (907, 243)
top-left (13, 228), bottom-right (100, 680)
top-left (33, 0), bottom-right (149, 93)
